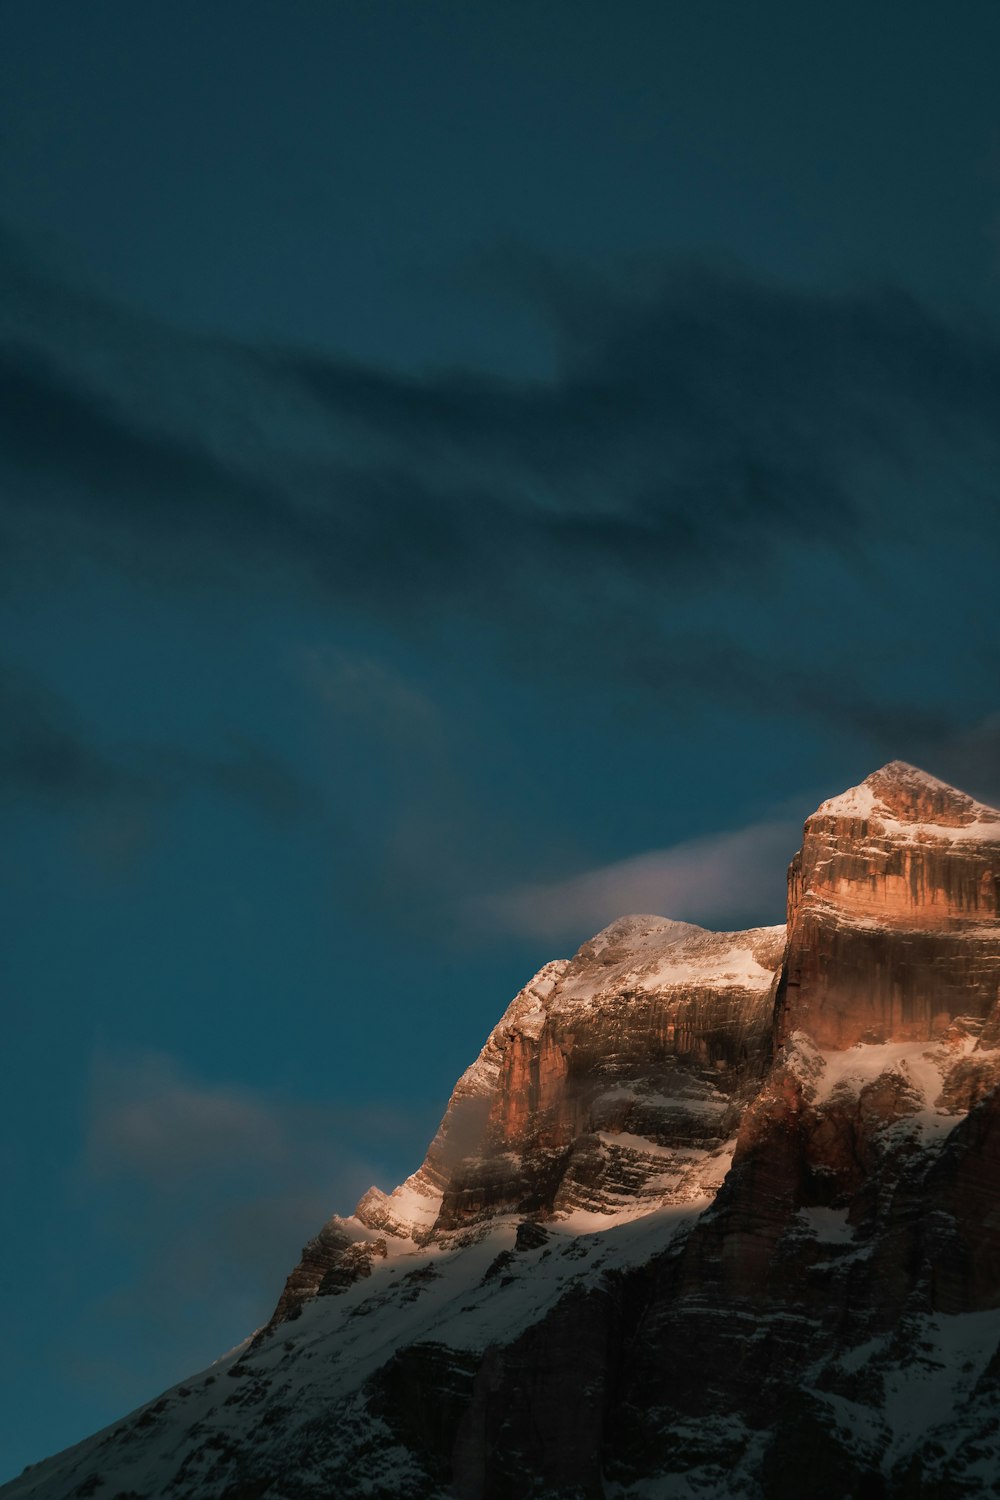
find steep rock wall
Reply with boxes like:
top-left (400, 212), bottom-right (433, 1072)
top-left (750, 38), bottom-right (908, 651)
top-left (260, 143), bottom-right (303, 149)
top-left (777, 761), bottom-right (1000, 1049)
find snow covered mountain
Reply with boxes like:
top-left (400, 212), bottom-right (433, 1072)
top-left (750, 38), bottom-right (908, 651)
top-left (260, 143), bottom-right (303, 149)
top-left (8, 761), bottom-right (1000, 1499)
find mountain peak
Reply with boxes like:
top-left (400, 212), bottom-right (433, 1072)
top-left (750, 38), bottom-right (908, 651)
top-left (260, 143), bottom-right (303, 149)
top-left (779, 756), bottom-right (1000, 1050)
top-left (870, 757), bottom-right (947, 786)
top-left (817, 760), bottom-right (1000, 833)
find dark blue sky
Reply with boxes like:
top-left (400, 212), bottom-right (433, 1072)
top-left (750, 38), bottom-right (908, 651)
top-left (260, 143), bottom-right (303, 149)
top-left (4, 0), bottom-right (1000, 1480)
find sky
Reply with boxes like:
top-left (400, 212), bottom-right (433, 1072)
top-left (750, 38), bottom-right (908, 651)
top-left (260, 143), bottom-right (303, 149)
top-left (3, 0), bottom-right (1000, 1480)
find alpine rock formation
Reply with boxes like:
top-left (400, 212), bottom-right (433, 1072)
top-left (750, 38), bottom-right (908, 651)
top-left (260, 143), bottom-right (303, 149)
top-left (8, 762), bottom-right (1000, 1499)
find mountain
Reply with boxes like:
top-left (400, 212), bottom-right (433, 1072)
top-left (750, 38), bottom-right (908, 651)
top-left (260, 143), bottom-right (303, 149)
top-left (7, 761), bottom-right (1000, 1499)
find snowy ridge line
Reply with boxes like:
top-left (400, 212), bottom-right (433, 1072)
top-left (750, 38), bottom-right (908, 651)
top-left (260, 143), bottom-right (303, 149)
top-left (817, 760), bottom-right (1000, 841)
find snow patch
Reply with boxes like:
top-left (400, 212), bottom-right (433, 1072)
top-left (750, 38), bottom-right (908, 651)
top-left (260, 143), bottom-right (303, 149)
top-left (785, 1030), bottom-right (985, 1143)
top-left (880, 1309), bottom-right (1000, 1468)
top-left (798, 1206), bottom-right (854, 1243)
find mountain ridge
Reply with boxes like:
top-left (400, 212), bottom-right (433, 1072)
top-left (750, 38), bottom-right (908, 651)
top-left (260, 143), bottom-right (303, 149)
top-left (8, 762), bottom-right (1000, 1499)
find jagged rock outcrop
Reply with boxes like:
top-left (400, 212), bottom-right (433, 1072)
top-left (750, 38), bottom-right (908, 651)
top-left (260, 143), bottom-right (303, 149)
top-left (6, 762), bottom-right (1000, 1500)
top-left (269, 915), bottom-right (784, 1325)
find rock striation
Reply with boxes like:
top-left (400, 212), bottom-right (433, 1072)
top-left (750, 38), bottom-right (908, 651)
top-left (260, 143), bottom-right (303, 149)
top-left (6, 762), bottom-right (1000, 1500)
top-left (270, 915), bottom-right (784, 1325)
top-left (777, 760), bottom-right (1000, 1049)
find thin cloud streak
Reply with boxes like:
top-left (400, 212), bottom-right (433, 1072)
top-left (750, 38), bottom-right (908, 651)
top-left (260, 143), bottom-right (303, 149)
top-left (474, 817), bottom-right (800, 942)
top-left (475, 735), bottom-right (1000, 946)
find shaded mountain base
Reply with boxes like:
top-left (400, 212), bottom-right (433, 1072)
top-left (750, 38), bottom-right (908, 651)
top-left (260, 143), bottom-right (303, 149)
top-left (173, 1082), bottom-right (1000, 1500)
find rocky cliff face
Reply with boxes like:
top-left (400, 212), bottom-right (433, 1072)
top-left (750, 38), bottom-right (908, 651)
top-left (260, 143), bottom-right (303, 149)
top-left (7, 762), bottom-right (1000, 1500)
top-left (272, 914), bottom-right (784, 1328)
top-left (777, 760), bottom-right (1000, 1050)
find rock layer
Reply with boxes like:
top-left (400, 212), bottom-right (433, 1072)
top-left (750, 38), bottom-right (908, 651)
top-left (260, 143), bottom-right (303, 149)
top-left (777, 761), bottom-right (1000, 1049)
top-left (271, 915), bottom-right (784, 1323)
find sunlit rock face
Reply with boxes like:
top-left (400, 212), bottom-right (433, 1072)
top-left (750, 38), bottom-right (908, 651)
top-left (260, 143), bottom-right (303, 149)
top-left (9, 765), bottom-right (1000, 1500)
top-left (439, 916), bottom-right (784, 1230)
top-left (777, 760), bottom-right (1000, 1049)
top-left (272, 915), bottom-right (785, 1322)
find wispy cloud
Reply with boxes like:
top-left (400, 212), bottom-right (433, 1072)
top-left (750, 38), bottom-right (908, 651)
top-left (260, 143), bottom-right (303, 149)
top-left (86, 1051), bottom-right (292, 1184)
top-left (299, 644), bottom-right (441, 744)
top-left (69, 1050), bottom-right (436, 1410)
top-left (3, 227), bottom-right (1000, 733)
top-left (84, 1049), bottom-right (428, 1191)
top-left (473, 817), bottom-right (799, 942)
top-left (0, 658), bottom-right (320, 822)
